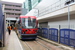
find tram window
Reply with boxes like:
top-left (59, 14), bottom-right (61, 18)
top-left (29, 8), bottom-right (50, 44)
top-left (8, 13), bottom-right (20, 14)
top-left (17, 18), bottom-right (21, 28)
top-left (18, 20), bottom-right (20, 24)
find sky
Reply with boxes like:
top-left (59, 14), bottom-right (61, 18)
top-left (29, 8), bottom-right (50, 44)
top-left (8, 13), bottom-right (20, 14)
top-left (2, 0), bottom-right (25, 3)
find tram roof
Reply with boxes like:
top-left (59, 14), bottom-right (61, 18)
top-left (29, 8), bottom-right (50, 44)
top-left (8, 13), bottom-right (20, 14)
top-left (19, 15), bottom-right (36, 19)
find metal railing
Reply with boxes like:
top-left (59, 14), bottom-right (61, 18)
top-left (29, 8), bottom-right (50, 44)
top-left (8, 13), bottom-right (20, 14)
top-left (38, 24), bottom-right (75, 48)
top-left (35, 0), bottom-right (75, 17)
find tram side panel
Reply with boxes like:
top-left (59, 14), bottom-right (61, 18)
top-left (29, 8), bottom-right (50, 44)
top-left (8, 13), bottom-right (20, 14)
top-left (17, 24), bottom-right (21, 39)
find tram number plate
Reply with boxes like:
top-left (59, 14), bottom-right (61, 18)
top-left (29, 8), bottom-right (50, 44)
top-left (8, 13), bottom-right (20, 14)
top-left (29, 32), bottom-right (31, 34)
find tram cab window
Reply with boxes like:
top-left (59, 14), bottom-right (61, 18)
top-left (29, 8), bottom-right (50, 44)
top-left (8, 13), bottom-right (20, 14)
top-left (22, 18), bottom-right (36, 28)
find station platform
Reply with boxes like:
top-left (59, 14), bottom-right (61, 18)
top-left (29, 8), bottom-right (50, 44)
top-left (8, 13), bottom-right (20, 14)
top-left (3, 30), bottom-right (23, 50)
top-left (2, 30), bottom-right (75, 50)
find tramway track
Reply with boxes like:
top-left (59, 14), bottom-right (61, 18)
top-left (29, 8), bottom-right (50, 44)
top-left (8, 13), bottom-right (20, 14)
top-left (24, 41), bottom-right (32, 50)
top-left (34, 41), bottom-right (50, 50)
top-left (23, 39), bottom-right (50, 50)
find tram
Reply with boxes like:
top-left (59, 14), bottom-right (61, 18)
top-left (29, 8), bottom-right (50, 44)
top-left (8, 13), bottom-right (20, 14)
top-left (16, 16), bottom-right (38, 39)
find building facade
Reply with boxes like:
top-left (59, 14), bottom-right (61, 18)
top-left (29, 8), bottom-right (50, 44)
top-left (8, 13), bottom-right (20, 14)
top-left (22, 2), bottom-right (27, 15)
top-left (24, 0), bottom-right (41, 12)
top-left (31, 0), bottom-right (41, 8)
top-left (22, 2), bottom-right (25, 8)
top-left (1, 1), bottom-right (22, 28)
top-left (37, 0), bottom-right (75, 29)
top-left (25, 0), bottom-right (32, 12)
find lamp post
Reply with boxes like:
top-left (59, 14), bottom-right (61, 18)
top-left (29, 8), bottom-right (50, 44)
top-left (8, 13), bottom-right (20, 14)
top-left (65, 0), bottom-right (72, 29)
top-left (68, 4), bottom-right (70, 29)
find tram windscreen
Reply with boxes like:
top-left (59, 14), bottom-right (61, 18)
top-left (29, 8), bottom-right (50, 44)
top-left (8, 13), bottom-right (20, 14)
top-left (22, 18), bottom-right (36, 28)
